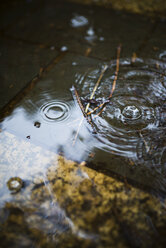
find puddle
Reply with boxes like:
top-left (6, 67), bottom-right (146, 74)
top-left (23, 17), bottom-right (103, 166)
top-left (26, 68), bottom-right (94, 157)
top-left (1, 53), bottom-right (166, 195)
top-left (0, 54), bottom-right (166, 247)
top-left (0, 1), bottom-right (166, 246)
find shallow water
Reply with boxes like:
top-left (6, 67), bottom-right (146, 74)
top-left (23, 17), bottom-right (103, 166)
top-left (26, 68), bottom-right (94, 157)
top-left (1, 54), bottom-right (166, 196)
top-left (0, 1), bottom-right (166, 246)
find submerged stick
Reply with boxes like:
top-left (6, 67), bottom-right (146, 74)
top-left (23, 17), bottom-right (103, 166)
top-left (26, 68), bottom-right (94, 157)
top-left (138, 131), bottom-right (151, 154)
top-left (71, 86), bottom-right (97, 146)
top-left (72, 116), bottom-right (84, 146)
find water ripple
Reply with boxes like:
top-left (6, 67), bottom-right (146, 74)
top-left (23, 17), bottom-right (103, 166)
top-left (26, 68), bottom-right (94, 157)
top-left (40, 101), bottom-right (71, 123)
top-left (75, 58), bottom-right (166, 161)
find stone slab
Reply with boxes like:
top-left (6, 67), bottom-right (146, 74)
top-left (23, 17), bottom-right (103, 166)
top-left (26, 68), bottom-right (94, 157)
top-left (0, 37), bottom-right (58, 109)
top-left (139, 21), bottom-right (166, 61)
top-left (6, 0), bottom-right (153, 60)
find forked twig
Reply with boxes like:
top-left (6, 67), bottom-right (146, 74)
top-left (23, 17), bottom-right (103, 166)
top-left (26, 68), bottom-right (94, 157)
top-left (85, 64), bottom-right (108, 113)
top-left (87, 44), bottom-right (122, 117)
top-left (72, 65), bottom-right (108, 145)
top-left (72, 45), bottom-right (121, 145)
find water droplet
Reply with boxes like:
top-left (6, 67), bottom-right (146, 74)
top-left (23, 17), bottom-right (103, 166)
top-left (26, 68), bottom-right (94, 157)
top-left (122, 105), bottom-right (141, 120)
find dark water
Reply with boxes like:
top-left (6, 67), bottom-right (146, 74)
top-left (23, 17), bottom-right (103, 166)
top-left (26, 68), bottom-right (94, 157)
top-left (0, 1), bottom-right (166, 246)
top-left (1, 55), bottom-right (166, 195)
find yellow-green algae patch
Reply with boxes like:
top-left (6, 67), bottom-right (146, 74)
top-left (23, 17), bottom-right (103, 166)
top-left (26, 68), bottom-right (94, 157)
top-left (0, 131), bottom-right (166, 247)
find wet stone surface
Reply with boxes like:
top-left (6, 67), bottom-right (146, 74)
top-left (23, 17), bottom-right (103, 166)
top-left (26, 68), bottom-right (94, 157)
top-left (0, 37), bottom-right (59, 109)
top-left (140, 21), bottom-right (166, 60)
top-left (5, 0), bottom-right (153, 59)
top-left (0, 0), bottom-right (43, 31)
top-left (0, 0), bottom-right (166, 247)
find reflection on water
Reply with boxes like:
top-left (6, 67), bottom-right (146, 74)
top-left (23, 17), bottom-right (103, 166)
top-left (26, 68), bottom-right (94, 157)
top-left (0, 52), bottom-right (166, 246)
top-left (1, 55), bottom-right (166, 191)
top-left (70, 14), bottom-right (89, 28)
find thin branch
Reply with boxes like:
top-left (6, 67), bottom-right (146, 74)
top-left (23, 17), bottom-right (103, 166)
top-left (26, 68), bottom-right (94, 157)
top-left (87, 44), bottom-right (122, 117)
top-left (72, 65), bottom-right (108, 145)
top-left (85, 64), bottom-right (108, 113)
top-left (108, 44), bottom-right (121, 99)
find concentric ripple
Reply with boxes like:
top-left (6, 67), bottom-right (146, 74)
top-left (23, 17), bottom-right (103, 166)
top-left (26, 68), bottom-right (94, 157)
top-left (104, 94), bottom-right (159, 130)
top-left (40, 100), bottom-right (71, 123)
top-left (75, 58), bottom-right (165, 161)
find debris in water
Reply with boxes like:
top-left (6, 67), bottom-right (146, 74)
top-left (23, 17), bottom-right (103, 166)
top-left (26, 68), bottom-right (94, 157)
top-left (7, 177), bottom-right (23, 193)
top-left (34, 121), bottom-right (41, 128)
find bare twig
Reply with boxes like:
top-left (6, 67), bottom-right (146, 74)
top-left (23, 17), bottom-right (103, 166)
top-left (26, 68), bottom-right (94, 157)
top-left (87, 44), bottom-right (122, 117)
top-left (72, 65), bottom-right (108, 145)
top-left (108, 44), bottom-right (121, 99)
top-left (85, 64), bottom-right (108, 113)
